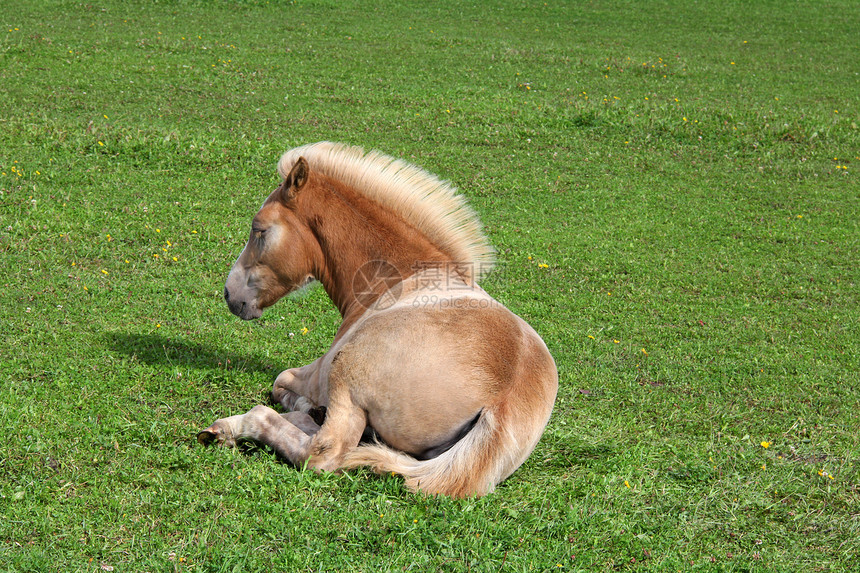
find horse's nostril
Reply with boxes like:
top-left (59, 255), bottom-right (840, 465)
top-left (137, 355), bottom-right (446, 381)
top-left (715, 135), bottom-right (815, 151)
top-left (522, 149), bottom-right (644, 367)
top-left (224, 287), bottom-right (230, 301)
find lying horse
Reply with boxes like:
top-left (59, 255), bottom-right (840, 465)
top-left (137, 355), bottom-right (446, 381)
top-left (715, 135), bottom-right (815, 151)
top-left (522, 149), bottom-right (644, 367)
top-left (198, 142), bottom-right (557, 497)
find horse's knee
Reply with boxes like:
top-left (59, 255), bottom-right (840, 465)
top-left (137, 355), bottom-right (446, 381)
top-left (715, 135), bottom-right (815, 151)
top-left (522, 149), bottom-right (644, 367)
top-left (273, 368), bottom-right (322, 412)
top-left (273, 370), bottom-right (304, 410)
top-left (272, 369), bottom-right (296, 401)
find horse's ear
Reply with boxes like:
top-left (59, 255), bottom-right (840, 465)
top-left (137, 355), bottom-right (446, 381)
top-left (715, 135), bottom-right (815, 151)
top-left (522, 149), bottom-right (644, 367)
top-left (279, 157), bottom-right (309, 203)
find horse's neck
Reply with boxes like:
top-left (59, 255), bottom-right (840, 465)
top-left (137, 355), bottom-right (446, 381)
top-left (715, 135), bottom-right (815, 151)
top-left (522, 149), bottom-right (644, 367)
top-left (302, 177), bottom-right (449, 321)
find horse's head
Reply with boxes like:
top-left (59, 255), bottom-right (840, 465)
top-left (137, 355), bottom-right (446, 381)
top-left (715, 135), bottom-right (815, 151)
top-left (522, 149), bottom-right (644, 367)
top-left (224, 158), bottom-right (317, 320)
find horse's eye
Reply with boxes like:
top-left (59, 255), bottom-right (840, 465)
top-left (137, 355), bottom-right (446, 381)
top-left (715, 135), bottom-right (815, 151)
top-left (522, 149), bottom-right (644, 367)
top-left (252, 227), bottom-right (266, 239)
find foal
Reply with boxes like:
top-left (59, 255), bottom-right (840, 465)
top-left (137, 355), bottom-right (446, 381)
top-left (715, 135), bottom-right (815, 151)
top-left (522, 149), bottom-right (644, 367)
top-left (199, 142), bottom-right (557, 497)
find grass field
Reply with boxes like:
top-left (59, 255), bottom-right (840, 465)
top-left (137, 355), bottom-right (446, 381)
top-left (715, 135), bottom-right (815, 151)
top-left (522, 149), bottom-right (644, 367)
top-left (2, 0), bottom-right (859, 570)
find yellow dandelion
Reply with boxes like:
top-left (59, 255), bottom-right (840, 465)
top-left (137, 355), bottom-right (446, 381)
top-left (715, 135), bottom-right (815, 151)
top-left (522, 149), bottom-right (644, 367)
top-left (760, 441), bottom-right (771, 448)
top-left (538, 263), bottom-right (549, 269)
top-left (588, 335), bottom-right (595, 340)
top-left (172, 257), bottom-right (178, 262)
top-left (101, 269), bottom-right (108, 275)
top-left (300, 327), bottom-right (309, 335)
top-left (98, 141), bottom-right (104, 146)
top-left (641, 348), bottom-right (648, 355)
top-left (624, 480), bottom-right (631, 488)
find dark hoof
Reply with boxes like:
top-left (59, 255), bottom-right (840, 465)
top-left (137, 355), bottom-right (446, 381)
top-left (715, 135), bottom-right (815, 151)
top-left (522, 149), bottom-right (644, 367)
top-left (197, 421), bottom-right (235, 447)
top-left (197, 428), bottom-right (219, 446)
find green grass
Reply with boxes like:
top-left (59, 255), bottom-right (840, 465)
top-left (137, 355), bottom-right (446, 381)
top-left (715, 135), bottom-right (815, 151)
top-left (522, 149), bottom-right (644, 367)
top-left (2, 0), bottom-right (858, 570)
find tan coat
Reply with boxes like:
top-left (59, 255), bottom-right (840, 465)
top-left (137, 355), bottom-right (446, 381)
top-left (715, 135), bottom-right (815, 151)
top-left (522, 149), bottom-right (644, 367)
top-left (200, 143), bottom-right (557, 498)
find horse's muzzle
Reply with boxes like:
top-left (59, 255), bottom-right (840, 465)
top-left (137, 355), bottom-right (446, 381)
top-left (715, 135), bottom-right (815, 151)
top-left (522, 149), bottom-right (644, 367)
top-left (224, 285), bottom-right (261, 320)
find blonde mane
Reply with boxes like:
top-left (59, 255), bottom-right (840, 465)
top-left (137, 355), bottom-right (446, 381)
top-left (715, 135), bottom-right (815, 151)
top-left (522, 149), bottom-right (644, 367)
top-left (278, 142), bottom-right (495, 281)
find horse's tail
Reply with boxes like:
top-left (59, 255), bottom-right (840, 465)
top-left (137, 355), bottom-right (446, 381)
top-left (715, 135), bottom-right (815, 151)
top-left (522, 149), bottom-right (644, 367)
top-left (342, 371), bottom-right (557, 498)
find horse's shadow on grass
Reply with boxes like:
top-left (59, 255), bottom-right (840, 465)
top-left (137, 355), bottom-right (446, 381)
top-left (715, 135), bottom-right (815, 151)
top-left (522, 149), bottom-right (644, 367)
top-left (107, 332), bottom-right (299, 459)
top-left (105, 331), bottom-right (278, 378)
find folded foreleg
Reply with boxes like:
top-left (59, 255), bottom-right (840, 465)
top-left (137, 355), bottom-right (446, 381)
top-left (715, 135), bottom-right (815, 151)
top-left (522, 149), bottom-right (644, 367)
top-left (198, 392), bottom-right (366, 473)
top-left (272, 361), bottom-right (329, 417)
top-left (197, 405), bottom-right (314, 464)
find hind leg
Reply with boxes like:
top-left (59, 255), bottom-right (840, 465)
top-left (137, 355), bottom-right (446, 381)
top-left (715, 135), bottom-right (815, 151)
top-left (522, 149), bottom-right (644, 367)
top-left (302, 387), bottom-right (367, 472)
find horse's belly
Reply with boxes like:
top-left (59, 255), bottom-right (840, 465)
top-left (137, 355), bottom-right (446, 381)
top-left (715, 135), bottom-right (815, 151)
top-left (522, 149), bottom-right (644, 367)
top-left (330, 299), bottom-right (527, 457)
top-left (363, 369), bottom-right (486, 457)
